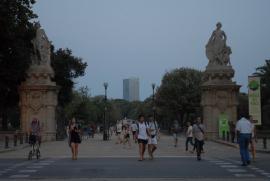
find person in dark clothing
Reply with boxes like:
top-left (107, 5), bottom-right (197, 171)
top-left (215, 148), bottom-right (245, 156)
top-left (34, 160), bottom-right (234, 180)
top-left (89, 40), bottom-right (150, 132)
top-left (68, 118), bottom-right (81, 160)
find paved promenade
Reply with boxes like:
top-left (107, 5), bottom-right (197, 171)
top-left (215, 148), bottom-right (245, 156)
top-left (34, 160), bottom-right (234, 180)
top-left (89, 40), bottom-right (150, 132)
top-left (0, 134), bottom-right (269, 180)
top-left (0, 133), bottom-right (243, 158)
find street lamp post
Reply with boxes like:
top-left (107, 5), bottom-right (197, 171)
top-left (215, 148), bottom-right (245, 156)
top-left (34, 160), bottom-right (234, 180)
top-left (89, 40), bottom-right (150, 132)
top-left (152, 83), bottom-right (156, 121)
top-left (103, 82), bottom-right (108, 141)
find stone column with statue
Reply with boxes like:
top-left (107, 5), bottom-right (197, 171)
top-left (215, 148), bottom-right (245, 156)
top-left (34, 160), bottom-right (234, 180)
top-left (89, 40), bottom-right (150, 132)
top-left (201, 22), bottom-right (240, 139)
top-left (19, 23), bottom-right (58, 141)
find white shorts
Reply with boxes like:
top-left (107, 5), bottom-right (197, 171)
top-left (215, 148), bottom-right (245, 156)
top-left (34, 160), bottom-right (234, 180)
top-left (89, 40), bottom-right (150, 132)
top-left (149, 136), bottom-right (158, 145)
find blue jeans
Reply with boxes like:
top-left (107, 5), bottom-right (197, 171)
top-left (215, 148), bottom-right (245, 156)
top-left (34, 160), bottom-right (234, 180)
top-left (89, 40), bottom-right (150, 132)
top-left (239, 133), bottom-right (251, 164)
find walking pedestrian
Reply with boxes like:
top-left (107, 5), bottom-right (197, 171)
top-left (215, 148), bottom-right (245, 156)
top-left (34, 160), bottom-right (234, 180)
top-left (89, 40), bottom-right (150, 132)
top-left (229, 121), bottom-right (236, 143)
top-left (131, 121), bottom-right (138, 142)
top-left (236, 115), bottom-right (252, 166)
top-left (249, 116), bottom-right (257, 161)
top-left (147, 115), bottom-right (159, 160)
top-left (68, 118), bottom-right (81, 160)
top-left (192, 117), bottom-right (205, 161)
top-left (122, 125), bottom-right (131, 148)
top-left (172, 120), bottom-right (180, 147)
top-left (136, 114), bottom-right (150, 161)
top-left (185, 122), bottom-right (194, 151)
top-left (116, 121), bottom-right (123, 144)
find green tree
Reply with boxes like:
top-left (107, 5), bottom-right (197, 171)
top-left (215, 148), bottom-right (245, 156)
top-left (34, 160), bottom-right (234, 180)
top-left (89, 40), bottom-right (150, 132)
top-left (0, 0), bottom-right (37, 129)
top-left (256, 59), bottom-right (270, 127)
top-left (51, 48), bottom-right (87, 107)
top-left (156, 68), bottom-right (203, 127)
top-left (237, 93), bottom-right (249, 119)
top-left (256, 60), bottom-right (270, 105)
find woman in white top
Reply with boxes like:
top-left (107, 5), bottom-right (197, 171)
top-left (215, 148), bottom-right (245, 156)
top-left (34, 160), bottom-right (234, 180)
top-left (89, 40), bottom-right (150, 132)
top-left (136, 114), bottom-right (150, 161)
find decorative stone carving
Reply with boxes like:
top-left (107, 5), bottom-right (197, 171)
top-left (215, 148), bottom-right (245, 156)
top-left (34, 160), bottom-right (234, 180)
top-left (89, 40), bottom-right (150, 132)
top-left (31, 23), bottom-right (51, 67)
top-left (201, 22), bottom-right (240, 139)
top-left (19, 24), bottom-right (58, 141)
top-left (206, 22), bottom-right (232, 66)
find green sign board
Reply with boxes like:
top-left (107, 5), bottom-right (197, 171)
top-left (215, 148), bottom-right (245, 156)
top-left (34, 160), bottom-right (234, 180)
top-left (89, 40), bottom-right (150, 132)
top-left (248, 76), bottom-right (261, 125)
top-left (219, 114), bottom-right (229, 138)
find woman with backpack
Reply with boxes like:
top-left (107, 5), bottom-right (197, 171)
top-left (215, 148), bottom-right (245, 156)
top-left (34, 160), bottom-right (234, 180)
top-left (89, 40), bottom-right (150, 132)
top-left (136, 114), bottom-right (150, 161)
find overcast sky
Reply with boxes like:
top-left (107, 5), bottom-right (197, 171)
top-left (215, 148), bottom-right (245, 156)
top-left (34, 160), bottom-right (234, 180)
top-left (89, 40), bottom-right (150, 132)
top-left (33, 0), bottom-right (270, 100)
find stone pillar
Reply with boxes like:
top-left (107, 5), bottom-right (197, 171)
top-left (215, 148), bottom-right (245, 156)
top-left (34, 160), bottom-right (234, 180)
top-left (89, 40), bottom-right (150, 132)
top-left (201, 78), bottom-right (240, 139)
top-left (202, 22), bottom-right (241, 139)
top-left (19, 25), bottom-right (58, 141)
top-left (19, 84), bottom-right (58, 141)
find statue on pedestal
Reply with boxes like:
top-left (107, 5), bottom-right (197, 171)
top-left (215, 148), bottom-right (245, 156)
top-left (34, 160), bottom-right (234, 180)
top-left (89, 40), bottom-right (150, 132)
top-left (206, 22), bottom-right (231, 66)
top-left (19, 23), bottom-right (58, 141)
top-left (201, 22), bottom-right (240, 139)
top-left (31, 23), bottom-right (51, 67)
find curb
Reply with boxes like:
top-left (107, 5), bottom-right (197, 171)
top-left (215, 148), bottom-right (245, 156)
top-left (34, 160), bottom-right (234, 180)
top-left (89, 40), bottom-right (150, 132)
top-left (212, 139), bottom-right (270, 154)
top-left (212, 139), bottom-right (238, 148)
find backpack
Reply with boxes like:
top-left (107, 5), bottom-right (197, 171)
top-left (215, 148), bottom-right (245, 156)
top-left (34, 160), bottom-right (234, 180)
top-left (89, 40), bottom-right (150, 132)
top-left (136, 122), bottom-right (150, 137)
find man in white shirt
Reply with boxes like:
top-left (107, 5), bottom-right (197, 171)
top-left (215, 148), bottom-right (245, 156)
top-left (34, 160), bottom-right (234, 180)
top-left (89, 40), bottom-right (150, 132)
top-left (185, 122), bottom-right (194, 151)
top-left (147, 115), bottom-right (159, 160)
top-left (136, 114), bottom-right (149, 161)
top-left (236, 116), bottom-right (252, 166)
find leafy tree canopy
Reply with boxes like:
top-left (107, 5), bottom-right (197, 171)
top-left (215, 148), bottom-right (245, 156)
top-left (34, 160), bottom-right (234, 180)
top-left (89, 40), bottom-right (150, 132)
top-left (0, 0), bottom-right (37, 129)
top-left (156, 68), bottom-right (203, 125)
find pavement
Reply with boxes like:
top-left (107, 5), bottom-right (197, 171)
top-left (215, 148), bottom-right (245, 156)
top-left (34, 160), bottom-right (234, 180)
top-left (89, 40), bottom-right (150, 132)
top-left (0, 134), bottom-right (269, 180)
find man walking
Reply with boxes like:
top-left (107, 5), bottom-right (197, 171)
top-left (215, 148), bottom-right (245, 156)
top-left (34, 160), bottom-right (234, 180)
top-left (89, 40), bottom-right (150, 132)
top-left (185, 122), bottom-right (194, 151)
top-left (148, 115), bottom-right (159, 160)
top-left (192, 117), bottom-right (205, 161)
top-left (236, 116), bottom-right (252, 166)
top-left (172, 120), bottom-right (180, 147)
top-left (131, 121), bottom-right (138, 142)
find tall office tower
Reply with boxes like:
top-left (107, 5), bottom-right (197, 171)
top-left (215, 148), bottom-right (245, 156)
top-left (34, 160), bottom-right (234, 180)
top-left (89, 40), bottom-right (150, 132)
top-left (123, 78), bottom-right (140, 102)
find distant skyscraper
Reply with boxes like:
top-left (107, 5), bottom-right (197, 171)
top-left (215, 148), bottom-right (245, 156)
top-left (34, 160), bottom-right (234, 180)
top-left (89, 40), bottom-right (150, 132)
top-left (123, 78), bottom-right (140, 102)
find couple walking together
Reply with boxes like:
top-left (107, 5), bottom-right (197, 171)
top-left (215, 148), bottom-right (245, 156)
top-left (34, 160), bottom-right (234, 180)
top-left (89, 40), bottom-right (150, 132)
top-left (136, 114), bottom-right (159, 161)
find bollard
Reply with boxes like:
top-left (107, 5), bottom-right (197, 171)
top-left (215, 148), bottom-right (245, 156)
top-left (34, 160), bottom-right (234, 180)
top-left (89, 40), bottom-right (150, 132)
top-left (222, 131), bottom-right (225, 141)
top-left (20, 134), bottom-right (23, 144)
top-left (263, 137), bottom-right (267, 149)
top-left (5, 136), bottom-right (9, 149)
top-left (14, 135), bottom-right (17, 147)
top-left (25, 133), bottom-right (28, 144)
top-left (226, 132), bottom-right (230, 142)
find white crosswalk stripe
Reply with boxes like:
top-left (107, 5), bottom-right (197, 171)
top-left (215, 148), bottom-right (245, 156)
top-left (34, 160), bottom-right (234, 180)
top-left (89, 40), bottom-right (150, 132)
top-left (19, 169), bottom-right (37, 173)
top-left (227, 169), bottom-right (247, 173)
top-left (220, 165), bottom-right (238, 168)
top-left (9, 174), bottom-right (30, 178)
top-left (234, 174), bottom-right (256, 177)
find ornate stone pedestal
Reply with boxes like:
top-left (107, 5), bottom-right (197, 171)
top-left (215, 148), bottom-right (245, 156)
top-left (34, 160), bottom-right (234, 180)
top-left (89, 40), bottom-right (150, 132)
top-left (19, 25), bottom-right (58, 141)
top-left (201, 23), bottom-right (240, 139)
top-left (201, 65), bottom-right (240, 139)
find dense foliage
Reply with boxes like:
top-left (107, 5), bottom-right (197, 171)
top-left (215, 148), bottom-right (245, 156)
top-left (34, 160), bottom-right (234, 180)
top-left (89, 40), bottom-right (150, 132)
top-left (256, 59), bottom-right (270, 127)
top-left (51, 48), bottom-right (87, 107)
top-left (155, 68), bottom-right (203, 126)
top-left (0, 0), bottom-right (37, 129)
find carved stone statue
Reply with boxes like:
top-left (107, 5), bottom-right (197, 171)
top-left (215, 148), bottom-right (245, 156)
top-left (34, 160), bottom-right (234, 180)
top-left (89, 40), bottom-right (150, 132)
top-left (31, 22), bottom-right (51, 66)
top-left (206, 22), bottom-right (231, 66)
